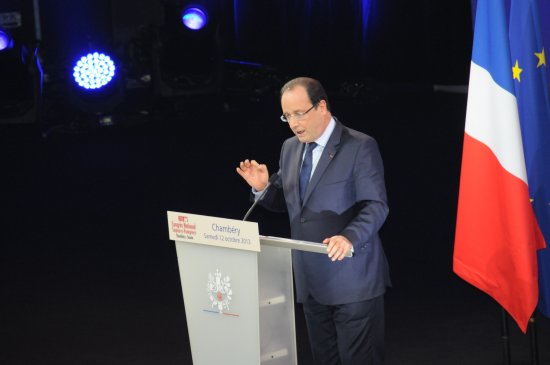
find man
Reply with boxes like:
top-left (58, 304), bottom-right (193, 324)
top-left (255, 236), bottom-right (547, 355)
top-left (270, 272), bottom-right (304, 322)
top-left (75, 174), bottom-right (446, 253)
top-left (237, 77), bottom-right (390, 365)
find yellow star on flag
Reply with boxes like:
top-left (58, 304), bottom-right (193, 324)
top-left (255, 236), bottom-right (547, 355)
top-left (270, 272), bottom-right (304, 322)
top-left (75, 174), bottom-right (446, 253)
top-left (535, 48), bottom-right (546, 68)
top-left (512, 60), bottom-right (523, 81)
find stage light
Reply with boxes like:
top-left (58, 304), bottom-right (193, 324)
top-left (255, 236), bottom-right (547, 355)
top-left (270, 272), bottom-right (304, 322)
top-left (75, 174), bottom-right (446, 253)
top-left (0, 5), bottom-right (42, 125)
top-left (153, 1), bottom-right (223, 97)
top-left (0, 38), bottom-right (42, 124)
top-left (68, 50), bottom-right (124, 116)
top-left (0, 28), bottom-right (13, 51)
top-left (72, 52), bottom-right (116, 90)
top-left (181, 7), bottom-right (208, 30)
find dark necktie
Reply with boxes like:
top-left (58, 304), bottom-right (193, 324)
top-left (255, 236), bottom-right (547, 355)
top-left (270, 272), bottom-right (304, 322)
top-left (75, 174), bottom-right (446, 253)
top-left (299, 142), bottom-right (317, 203)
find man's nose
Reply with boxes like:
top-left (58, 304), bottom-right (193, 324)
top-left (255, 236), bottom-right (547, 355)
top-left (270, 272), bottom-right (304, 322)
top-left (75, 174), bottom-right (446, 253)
top-left (288, 117), bottom-right (300, 127)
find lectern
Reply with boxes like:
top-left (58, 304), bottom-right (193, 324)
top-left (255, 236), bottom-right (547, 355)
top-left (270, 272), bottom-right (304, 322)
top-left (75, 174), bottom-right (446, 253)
top-left (167, 211), bottom-right (339, 365)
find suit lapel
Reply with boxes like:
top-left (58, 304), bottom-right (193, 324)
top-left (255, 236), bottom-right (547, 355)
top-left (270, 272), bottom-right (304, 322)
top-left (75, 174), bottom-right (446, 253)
top-left (302, 121), bottom-right (343, 206)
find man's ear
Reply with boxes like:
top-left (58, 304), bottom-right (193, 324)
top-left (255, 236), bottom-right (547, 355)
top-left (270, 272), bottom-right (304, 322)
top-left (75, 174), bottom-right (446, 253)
top-left (318, 99), bottom-right (328, 114)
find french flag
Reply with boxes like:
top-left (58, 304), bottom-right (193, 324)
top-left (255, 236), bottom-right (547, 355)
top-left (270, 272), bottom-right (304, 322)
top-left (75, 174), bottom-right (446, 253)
top-left (453, 0), bottom-right (546, 332)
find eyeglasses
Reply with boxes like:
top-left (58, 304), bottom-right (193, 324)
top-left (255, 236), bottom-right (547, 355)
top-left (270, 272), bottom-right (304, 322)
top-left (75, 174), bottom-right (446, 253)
top-left (280, 102), bottom-right (319, 123)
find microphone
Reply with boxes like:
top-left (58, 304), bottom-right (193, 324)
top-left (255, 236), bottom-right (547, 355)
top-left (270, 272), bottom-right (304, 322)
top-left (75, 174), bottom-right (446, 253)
top-left (243, 173), bottom-right (279, 221)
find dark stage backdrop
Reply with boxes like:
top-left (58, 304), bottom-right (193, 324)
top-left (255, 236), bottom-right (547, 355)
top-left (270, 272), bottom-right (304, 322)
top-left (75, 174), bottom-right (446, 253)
top-left (34, 0), bottom-right (473, 87)
top-left (33, 0), bottom-right (550, 87)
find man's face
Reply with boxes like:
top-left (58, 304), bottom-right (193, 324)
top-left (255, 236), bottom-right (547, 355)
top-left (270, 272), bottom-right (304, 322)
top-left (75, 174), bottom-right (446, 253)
top-left (281, 86), bottom-right (329, 143)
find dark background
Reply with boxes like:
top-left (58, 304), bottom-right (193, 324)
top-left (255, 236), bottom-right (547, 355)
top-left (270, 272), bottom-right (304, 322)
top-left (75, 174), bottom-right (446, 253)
top-left (1, 0), bottom-right (549, 364)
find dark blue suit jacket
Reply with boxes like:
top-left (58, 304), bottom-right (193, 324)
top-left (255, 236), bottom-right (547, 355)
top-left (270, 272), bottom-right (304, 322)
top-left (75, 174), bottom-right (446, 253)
top-left (260, 119), bottom-right (391, 305)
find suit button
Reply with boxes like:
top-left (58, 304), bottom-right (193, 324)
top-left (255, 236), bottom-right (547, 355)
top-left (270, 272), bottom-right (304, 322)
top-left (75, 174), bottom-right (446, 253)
top-left (300, 217), bottom-right (305, 223)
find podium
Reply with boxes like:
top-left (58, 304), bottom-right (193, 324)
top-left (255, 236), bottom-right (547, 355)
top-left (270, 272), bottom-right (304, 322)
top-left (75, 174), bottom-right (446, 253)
top-left (167, 211), bottom-right (338, 365)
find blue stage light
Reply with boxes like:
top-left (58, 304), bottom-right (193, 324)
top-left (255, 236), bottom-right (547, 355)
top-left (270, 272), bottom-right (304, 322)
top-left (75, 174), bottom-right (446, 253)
top-left (181, 7), bottom-right (207, 30)
top-left (72, 52), bottom-right (116, 90)
top-left (0, 29), bottom-right (12, 51)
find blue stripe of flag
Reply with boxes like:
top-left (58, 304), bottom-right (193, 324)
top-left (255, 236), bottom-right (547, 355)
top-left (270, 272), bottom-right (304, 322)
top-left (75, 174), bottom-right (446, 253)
top-left (471, 0), bottom-right (514, 95)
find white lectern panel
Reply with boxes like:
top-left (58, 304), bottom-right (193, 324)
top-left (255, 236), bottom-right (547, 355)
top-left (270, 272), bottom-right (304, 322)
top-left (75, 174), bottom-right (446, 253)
top-left (258, 245), bottom-right (297, 365)
top-left (176, 241), bottom-right (261, 365)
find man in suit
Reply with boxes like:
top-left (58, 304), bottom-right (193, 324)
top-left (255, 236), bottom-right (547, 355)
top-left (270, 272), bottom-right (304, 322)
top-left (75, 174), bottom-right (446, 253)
top-left (237, 77), bottom-right (390, 365)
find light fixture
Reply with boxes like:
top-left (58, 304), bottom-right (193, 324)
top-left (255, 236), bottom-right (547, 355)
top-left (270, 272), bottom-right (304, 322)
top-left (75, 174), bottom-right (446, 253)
top-left (152, 1), bottom-right (222, 97)
top-left (67, 49), bottom-right (124, 116)
top-left (181, 7), bottom-right (208, 30)
top-left (72, 51), bottom-right (116, 90)
top-left (0, 28), bottom-right (13, 51)
top-left (0, 27), bottom-right (42, 124)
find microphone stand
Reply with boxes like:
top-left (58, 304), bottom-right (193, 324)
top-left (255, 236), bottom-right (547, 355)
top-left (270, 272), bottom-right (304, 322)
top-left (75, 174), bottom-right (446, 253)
top-left (243, 172), bottom-right (279, 221)
top-left (243, 182), bottom-right (272, 221)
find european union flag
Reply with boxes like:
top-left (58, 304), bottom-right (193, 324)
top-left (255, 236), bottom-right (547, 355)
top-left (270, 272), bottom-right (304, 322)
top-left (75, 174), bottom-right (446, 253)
top-left (509, 0), bottom-right (550, 317)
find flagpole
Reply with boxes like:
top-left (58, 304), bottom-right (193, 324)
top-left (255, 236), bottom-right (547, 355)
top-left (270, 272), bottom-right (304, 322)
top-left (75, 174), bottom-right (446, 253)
top-left (528, 315), bottom-right (539, 365)
top-left (500, 308), bottom-right (511, 365)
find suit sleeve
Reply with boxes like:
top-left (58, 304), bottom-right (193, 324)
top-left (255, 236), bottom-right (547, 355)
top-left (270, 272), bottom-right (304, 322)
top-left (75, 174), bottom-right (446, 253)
top-left (257, 168), bottom-right (287, 212)
top-left (340, 137), bottom-right (389, 247)
top-left (257, 140), bottom-right (289, 213)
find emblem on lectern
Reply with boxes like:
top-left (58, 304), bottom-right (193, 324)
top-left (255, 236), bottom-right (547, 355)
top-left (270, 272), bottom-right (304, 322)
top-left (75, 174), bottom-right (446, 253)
top-left (207, 269), bottom-right (233, 313)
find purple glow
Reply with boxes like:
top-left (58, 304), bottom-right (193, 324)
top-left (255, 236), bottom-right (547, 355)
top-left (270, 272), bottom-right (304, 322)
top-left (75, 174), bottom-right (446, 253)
top-left (0, 30), bottom-right (11, 51)
top-left (72, 52), bottom-right (116, 90)
top-left (181, 8), bottom-right (207, 30)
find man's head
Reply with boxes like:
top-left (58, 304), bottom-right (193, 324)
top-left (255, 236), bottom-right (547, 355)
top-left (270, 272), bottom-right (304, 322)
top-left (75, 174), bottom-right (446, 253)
top-left (280, 77), bottom-right (332, 143)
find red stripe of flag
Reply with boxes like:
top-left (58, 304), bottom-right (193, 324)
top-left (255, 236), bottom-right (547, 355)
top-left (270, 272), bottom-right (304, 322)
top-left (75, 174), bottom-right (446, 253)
top-left (454, 133), bottom-right (545, 331)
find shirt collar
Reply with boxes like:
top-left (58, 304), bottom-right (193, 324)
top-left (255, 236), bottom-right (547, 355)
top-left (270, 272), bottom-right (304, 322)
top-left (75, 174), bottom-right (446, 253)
top-left (314, 117), bottom-right (336, 148)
